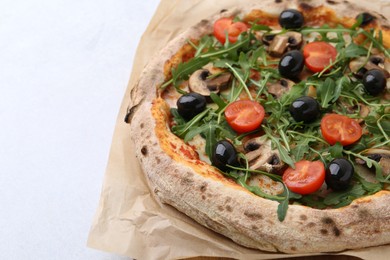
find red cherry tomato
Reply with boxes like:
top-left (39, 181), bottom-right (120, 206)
top-left (303, 42), bottom-right (337, 73)
top-left (320, 114), bottom-right (363, 146)
top-left (224, 100), bottom-right (265, 133)
top-left (283, 160), bottom-right (325, 195)
top-left (213, 18), bottom-right (248, 44)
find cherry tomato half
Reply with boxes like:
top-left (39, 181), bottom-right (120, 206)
top-left (283, 160), bottom-right (325, 195)
top-left (303, 42), bottom-right (337, 73)
top-left (213, 18), bottom-right (248, 44)
top-left (320, 114), bottom-right (363, 146)
top-left (224, 100), bottom-right (265, 133)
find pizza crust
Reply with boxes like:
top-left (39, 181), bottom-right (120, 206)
top-left (128, 0), bottom-right (390, 253)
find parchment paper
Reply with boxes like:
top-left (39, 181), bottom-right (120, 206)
top-left (87, 0), bottom-right (390, 259)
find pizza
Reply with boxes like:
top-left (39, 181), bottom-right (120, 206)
top-left (126, 0), bottom-right (390, 253)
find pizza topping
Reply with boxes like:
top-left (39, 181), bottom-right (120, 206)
top-left (359, 148), bottom-right (390, 176)
top-left (163, 9), bottom-right (390, 219)
top-left (282, 160), bottom-right (325, 195)
top-left (325, 158), bottom-right (354, 191)
top-left (289, 96), bottom-right (320, 123)
top-left (278, 9), bottom-right (304, 29)
top-left (212, 140), bottom-right (238, 171)
top-left (303, 41), bottom-right (337, 73)
top-left (177, 93), bottom-right (207, 120)
top-left (213, 17), bottom-right (248, 44)
top-left (224, 100), bottom-right (265, 134)
top-left (349, 54), bottom-right (389, 79)
top-left (278, 50), bottom-right (305, 79)
top-left (267, 78), bottom-right (295, 98)
top-left (244, 138), bottom-right (284, 173)
top-left (362, 69), bottom-right (387, 96)
top-left (188, 69), bottom-right (232, 96)
top-left (320, 114), bottom-right (363, 146)
top-left (247, 174), bottom-right (284, 195)
top-left (267, 31), bottom-right (303, 57)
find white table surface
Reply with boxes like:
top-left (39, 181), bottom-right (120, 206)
top-left (0, 0), bottom-right (160, 259)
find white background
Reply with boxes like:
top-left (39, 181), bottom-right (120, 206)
top-left (0, 0), bottom-right (159, 259)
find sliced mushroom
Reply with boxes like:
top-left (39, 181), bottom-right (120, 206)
top-left (247, 174), bottom-right (284, 196)
top-left (267, 78), bottom-right (295, 98)
top-left (243, 137), bottom-right (285, 173)
top-left (265, 31), bottom-right (303, 57)
top-left (188, 69), bottom-right (231, 96)
top-left (356, 148), bottom-right (390, 176)
top-left (261, 31), bottom-right (278, 45)
top-left (349, 55), bottom-right (390, 79)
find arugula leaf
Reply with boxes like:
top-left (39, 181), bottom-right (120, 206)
top-left (329, 142), bottom-right (343, 158)
top-left (323, 184), bottom-right (366, 206)
top-left (318, 78), bottom-right (337, 108)
top-left (213, 59), bottom-right (237, 68)
top-left (171, 108), bottom-right (211, 138)
top-left (171, 57), bottom-right (210, 86)
top-left (343, 43), bottom-right (368, 58)
top-left (277, 186), bottom-right (301, 221)
top-left (209, 93), bottom-right (227, 112)
top-left (204, 123), bottom-right (216, 159)
top-left (194, 35), bottom-right (213, 57)
top-left (291, 141), bottom-right (309, 161)
top-left (264, 127), bottom-right (295, 168)
top-left (355, 167), bottom-right (383, 194)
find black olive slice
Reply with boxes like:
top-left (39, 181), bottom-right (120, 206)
top-left (326, 159), bottom-right (354, 191)
top-left (289, 96), bottom-right (320, 123)
top-left (212, 140), bottom-right (238, 171)
top-left (177, 93), bottom-right (207, 120)
top-left (362, 69), bottom-right (386, 96)
top-left (279, 9), bottom-right (304, 29)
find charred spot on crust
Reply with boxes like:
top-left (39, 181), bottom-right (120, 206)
top-left (199, 19), bottom-right (209, 26)
top-left (251, 225), bottom-right (258, 230)
top-left (358, 209), bottom-right (370, 219)
top-left (352, 204), bottom-right (359, 208)
top-left (141, 146), bottom-right (148, 156)
top-left (326, 0), bottom-right (337, 4)
top-left (218, 205), bottom-right (224, 211)
top-left (200, 183), bottom-right (207, 192)
top-left (333, 227), bottom-right (341, 236)
top-left (307, 222), bottom-right (316, 228)
top-left (275, 0), bottom-right (282, 3)
top-left (300, 215), bottom-right (307, 221)
top-left (226, 205), bottom-right (233, 212)
top-left (225, 197), bottom-right (232, 203)
top-left (202, 195), bottom-right (206, 200)
top-left (220, 9), bottom-right (227, 13)
top-left (320, 229), bottom-right (328, 235)
top-left (140, 123), bottom-right (144, 129)
top-left (181, 172), bottom-right (194, 185)
top-left (290, 247), bottom-right (297, 251)
top-left (357, 12), bottom-right (376, 26)
top-left (299, 3), bottom-right (314, 12)
top-left (155, 157), bottom-right (161, 164)
top-left (322, 217), bottom-right (334, 225)
top-left (124, 105), bottom-right (139, 123)
top-left (244, 211), bottom-right (263, 220)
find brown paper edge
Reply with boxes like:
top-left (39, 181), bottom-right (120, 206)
top-left (87, 0), bottom-right (390, 259)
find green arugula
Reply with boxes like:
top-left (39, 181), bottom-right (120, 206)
top-left (165, 17), bottom-right (390, 220)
